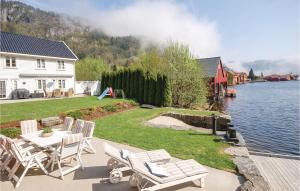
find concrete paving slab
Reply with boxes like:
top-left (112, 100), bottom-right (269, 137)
top-left (1, 138), bottom-right (242, 191)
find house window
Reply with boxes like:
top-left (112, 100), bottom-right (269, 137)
top-left (6, 57), bottom-right (10, 67)
top-left (13, 80), bottom-right (17, 90)
top-left (57, 61), bottom-right (65, 70)
top-left (5, 57), bottom-right (16, 68)
top-left (58, 80), bottom-right (65, 88)
top-left (37, 59), bottom-right (45, 69)
top-left (11, 57), bottom-right (16, 67)
top-left (37, 59), bottom-right (41, 68)
top-left (41, 59), bottom-right (45, 68)
top-left (37, 80), bottom-right (46, 90)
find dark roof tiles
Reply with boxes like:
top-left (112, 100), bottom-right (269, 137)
top-left (0, 32), bottom-right (77, 59)
top-left (196, 57), bottom-right (221, 77)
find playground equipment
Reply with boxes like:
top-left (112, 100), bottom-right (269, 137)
top-left (97, 87), bottom-right (114, 100)
top-left (113, 89), bottom-right (126, 99)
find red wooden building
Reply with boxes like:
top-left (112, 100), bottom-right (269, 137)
top-left (196, 57), bottom-right (228, 100)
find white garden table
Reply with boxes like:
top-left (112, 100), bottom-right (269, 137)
top-left (20, 129), bottom-right (70, 170)
top-left (20, 129), bottom-right (69, 148)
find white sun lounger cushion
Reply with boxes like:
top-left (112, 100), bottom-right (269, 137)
top-left (158, 163), bottom-right (186, 183)
top-left (175, 159), bottom-right (208, 177)
top-left (104, 143), bottom-right (128, 164)
top-left (121, 149), bottom-right (131, 159)
top-left (145, 162), bottom-right (169, 177)
top-left (134, 152), bottom-right (151, 162)
top-left (147, 149), bottom-right (171, 164)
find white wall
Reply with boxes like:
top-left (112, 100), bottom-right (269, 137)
top-left (0, 53), bottom-right (76, 99)
top-left (75, 81), bottom-right (100, 96)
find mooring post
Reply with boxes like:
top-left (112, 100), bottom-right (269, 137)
top-left (211, 113), bottom-right (218, 135)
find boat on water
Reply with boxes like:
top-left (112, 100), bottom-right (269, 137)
top-left (226, 88), bottom-right (236, 97)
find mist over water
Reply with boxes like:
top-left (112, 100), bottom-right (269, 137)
top-left (224, 81), bottom-right (300, 156)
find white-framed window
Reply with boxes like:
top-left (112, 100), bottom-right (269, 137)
top-left (37, 80), bottom-right (46, 90)
top-left (5, 57), bottom-right (17, 68)
top-left (37, 59), bottom-right (46, 69)
top-left (57, 60), bottom-right (65, 70)
top-left (58, 79), bottom-right (65, 89)
top-left (12, 80), bottom-right (18, 90)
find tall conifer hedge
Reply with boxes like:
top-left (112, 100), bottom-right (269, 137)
top-left (100, 69), bottom-right (171, 106)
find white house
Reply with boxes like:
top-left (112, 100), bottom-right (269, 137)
top-left (0, 32), bottom-right (78, 99)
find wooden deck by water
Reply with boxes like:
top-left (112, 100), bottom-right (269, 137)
top-left (250, 154), bottom-right (300, 191)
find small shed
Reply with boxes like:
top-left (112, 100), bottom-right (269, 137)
top-left (196, 57), bottom-right (227, 100)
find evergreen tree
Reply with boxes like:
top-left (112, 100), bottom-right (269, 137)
top-left (155, 74), bottom-right (163, 106)
top-left (138, 70), bottom-right (145, 103)
top-left (162, 75), bottom-right (172, 107)
top-left (143, 72), bottom-right (150, 104)
top-left (121, 70), bottom-right (126, 90)
top-left (126, 69), bottom-right (131, 97)
top-left (249, 68), bottom-right (255, 81)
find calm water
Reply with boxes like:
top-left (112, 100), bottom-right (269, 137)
top-left (224, 81), bottom-right (300, 156)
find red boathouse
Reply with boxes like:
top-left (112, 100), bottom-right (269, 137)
top-left (196, 57), bottom-right (228, 100)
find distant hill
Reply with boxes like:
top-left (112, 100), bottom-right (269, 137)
top-left (0, 0), bottom-right (141, 65)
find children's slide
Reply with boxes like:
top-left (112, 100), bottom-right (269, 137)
top-left (97, 88), bottom-right (109, 100)
top-left (97, 87), bottom-right (113, 100)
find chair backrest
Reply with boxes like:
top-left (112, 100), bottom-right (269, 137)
top-left (60, 133), bottom-right (83, 158)
top-left (72, 119), bottom-right (84, 134)
top-left (5, 138), bottom-right (26, 163)
top-left (20, 120), bottom-right (38, 135)
top-left (63, 117), bottom-right (74, 131)
top-left (0, 135), bottom-right (7, 151)
top-left (82, 121), bottom-right (95, 138)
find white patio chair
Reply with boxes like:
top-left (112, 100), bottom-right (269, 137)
top-left (127, 155), bottom-right (208, 191)
top-left (50, 133), bottom-right (84, 180)
top-left (20, 119), bottom-right (38, 135)
top-left (71, 119), bottom-right (84, 134)
top-left (81, 121), bottom-right (96, 154)
top-left (0, 135), bottom-right (34, 173)
top-left (62, 116), bottom-right (74, 131)
top-left (5, 137), bottom-right (49, 188)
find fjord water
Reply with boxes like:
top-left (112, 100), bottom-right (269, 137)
top-left (224, 81), bottom-right (300, 156)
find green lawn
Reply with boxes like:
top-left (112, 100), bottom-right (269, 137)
top-left (1, 97), bottom-right (235, 171)
top-left (94, 107), bottom-right (235, 171)
top-left (0, 97), bottom-right (127, 123)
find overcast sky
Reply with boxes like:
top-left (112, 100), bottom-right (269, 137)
top-left (21, 0), bottom-right (300, 75)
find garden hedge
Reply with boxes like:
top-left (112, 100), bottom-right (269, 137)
top-left (100, 69), bottom-right (171, 106)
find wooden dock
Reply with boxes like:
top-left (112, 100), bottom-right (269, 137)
top-left (250, 154), bottom-right (300, 191)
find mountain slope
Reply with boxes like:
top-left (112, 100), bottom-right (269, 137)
top-left (0, 0), bottom-right (141, 65)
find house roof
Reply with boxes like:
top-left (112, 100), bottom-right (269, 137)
top-left (196, 57), bottom-right (221, 77)
top-left (0, 32), bottom-right (77, 60)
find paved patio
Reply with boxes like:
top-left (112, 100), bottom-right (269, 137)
top-left (1, 138), bottom-right (243, 191)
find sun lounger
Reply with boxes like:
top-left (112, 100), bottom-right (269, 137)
top-left (103, 143), bottom-right (171, 183)
top-left (127, 154), bottom-right (208, 191)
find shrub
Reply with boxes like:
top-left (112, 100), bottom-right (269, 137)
top-left (0, 127), bottom-right (21, 138)
top-left (67, 110), bottom-right (83, 119)
top-left (102, 104), bottom-right (118, 112)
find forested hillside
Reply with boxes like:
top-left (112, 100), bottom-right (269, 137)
top-left (0, 0), bottom-right (141, 65)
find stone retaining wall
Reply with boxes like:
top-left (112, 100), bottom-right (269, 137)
top-left (162, 112), bottom-right (231, 130)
